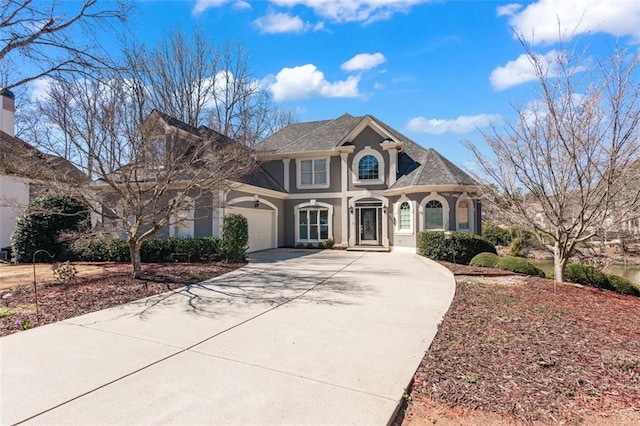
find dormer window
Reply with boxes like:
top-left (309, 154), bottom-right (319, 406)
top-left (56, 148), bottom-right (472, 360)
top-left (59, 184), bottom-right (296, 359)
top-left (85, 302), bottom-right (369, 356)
top-left (352, 146), bottom-right (385, 185)
top-left (358, 155), bottom-right (378, 180)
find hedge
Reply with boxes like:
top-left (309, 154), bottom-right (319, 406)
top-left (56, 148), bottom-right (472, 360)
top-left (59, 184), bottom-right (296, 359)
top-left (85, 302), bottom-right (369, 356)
top-left (11, 196), bottom-right (88, 263)
top-left (418, 231), bottom-right (497, 265)
top-left (564, 263), bottom-right (613, 290)
top-left (494, 256), bottom-right (546, 277)
top-left (75, 237), bottom-right (220, 263)
top-left (469, 252), bottom-right (500, 268)
top-left (606, 274), bottom-right (640, 296)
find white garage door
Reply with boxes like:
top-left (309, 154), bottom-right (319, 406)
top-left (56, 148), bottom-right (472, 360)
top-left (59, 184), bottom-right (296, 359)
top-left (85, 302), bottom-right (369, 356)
top-left (226, 207), bottom-right (275, 253)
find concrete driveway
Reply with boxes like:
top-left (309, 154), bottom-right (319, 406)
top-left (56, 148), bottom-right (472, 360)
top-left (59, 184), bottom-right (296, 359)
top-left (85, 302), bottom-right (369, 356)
top-left (0, 249), bottom-right (455, 425)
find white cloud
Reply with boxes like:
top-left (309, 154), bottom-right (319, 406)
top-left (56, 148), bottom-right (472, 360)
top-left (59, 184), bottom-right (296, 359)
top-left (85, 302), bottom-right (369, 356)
top-left (406, 114), bottom-right (502, 134)
top-left (489, 50), bottom-right (560, 91)
top-left (254, 11), bottom-right (307, 33)
top-left (503, 0), bottom-right (640, 43)
top-left (341, 52), bottom-right (386, 71)
top-left (496, 3), bottom-right (521, 17)
top-left (192, 0), bottom-right (230, 15)
top-left (270, 0), bottom-right (428, 24)
top-left (269, 64), bottom-right (360, 101)
top-left (29, 77), bottom-right (52, 102)
top-left (234, 1), bottom-right (251, 9)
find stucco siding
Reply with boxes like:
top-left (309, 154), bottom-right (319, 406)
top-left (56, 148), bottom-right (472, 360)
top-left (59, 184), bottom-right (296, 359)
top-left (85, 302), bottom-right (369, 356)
top-left (0, 175), bottom-right (30, 248)
top-left (347, 126), bottom-right (391, 192)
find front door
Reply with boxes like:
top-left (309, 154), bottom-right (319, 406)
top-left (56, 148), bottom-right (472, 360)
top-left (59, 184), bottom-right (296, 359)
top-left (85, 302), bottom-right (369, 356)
top-left (359, 208), bottom-right (378, 245)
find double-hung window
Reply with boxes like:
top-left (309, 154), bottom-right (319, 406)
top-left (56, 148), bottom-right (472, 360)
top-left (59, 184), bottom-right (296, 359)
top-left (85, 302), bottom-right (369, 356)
top-left (297, 158), bottom-right (329, 188)
top-left (299, 209), bottom-right (329, 241)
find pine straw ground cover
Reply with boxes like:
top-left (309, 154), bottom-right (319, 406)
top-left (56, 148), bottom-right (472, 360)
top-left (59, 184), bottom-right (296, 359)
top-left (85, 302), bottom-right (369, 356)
top-left (0, 262), bottom-right (244, 337)
top-left (397, 262), bottom-right (640, 425)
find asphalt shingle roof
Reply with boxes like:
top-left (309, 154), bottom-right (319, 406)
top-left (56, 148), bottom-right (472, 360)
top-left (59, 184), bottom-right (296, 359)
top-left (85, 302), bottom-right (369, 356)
top-left (0, 131), bottom-right (86, 183)
top-left (256, 113), bottom-right (478, 189)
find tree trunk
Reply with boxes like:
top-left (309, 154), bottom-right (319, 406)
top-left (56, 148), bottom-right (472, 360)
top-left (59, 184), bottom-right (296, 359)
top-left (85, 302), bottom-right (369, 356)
top-left (129, 239), bottom-right (143, 279)
top-left (553, 243), bottom-right (567, 283)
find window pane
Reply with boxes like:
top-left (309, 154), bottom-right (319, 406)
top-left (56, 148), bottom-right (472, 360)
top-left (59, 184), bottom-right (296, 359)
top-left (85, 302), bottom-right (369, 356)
top-left (458, 200), bottom-right (469, 229)
top-left (314, 170), bottom-right (326, 184)
top-left (399, 202), bottom-right (411, 230)
top-left (301, 172), bottom-right (313, 185)
top-left (310, 224), bottom-right (318, 240)
top-left (301, 160), bottom-right (312, 173)
top-left (320, 210), bottom-right (329, 239)
top-left (425, 200), bottom-right (443, 230)
top-left (314, 159), bottom-right (326, 172)
top-left (299, 210), bottom-right (308, 239)
top-left (359, 155), bottom-right (379, 180)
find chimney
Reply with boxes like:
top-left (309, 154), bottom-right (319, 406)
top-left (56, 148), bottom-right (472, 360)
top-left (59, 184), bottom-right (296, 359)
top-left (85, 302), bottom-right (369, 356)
top-left (1, 89), bottom-right (15, 137)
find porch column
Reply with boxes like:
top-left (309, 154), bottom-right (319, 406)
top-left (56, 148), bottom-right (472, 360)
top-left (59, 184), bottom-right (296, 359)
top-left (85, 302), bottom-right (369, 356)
top-left (341, 152), bottom-right (349, 248)
top-left (388, 148), bottom-right (398, 186)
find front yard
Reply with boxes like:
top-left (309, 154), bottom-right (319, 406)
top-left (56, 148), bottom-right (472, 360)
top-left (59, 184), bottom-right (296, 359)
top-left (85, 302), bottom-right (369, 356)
top-left (0, 262), bottom-right (244, 336)
top-left (396, 262), bottom-right (640, 425)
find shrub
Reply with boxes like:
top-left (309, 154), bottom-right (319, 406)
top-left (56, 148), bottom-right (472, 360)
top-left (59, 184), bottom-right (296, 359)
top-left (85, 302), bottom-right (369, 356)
top-left (482, 223), bottom-right (513, 246)
top-left (11, 196), bottom-right (88, 263)
top-left (495, 256), bottom-right (546, 277)
top-left (220, 213), bottom-right (248, 263)
top-left (509, 237), bottom-right (523, 256)
top-left (564, 263), bottom-right (613, 290)
top-left (417, 231), bottom-right (497, 265)
top-left (469, 252), bottom-right (500, 268)
top-left (606, 274), bottom-right (640, 297)
top-left (52, 261), bottom-right (77, 285)
top-left (75, 237), bottom-right (220, 263)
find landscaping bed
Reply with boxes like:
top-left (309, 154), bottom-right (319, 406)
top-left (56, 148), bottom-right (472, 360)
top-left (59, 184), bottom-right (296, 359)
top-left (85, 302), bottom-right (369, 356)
top-left (0, 262), bottom-right (244, 337)
top-left (396, 262), bottom-right (640, 425)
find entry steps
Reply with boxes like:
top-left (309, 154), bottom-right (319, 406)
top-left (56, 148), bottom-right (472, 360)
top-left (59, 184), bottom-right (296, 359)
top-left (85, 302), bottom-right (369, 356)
top-left (346, 246), bottom-right (391, 252)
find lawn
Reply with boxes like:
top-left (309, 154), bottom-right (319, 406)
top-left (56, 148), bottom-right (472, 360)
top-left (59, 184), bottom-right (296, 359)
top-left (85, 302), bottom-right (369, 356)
top-left (396, 262), bottom-right (640, 425)
top-left (0, 261), bottom-right (244, 336)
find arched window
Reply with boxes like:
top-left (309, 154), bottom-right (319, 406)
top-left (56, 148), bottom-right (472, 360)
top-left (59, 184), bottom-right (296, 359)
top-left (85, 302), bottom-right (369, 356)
top-left (425, 200), bottom-right (444, 230)
top-left (358, 155), bottom-right (379, 180)
top-left (456, 198), bottom-right (472, 231)
top-left (398, 201), bottom-right (411, 231)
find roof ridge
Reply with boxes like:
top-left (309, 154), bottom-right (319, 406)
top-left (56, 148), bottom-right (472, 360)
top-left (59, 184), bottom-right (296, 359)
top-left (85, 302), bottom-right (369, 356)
top-left (275, 113), bottom-right (352, 153)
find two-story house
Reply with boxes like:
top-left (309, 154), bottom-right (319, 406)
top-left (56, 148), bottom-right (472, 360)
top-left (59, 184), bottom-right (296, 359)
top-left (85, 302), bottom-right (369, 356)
top-left (233, 113), bottom-right (481, 252)
top-left (128, 111), bottom-right (480, 254)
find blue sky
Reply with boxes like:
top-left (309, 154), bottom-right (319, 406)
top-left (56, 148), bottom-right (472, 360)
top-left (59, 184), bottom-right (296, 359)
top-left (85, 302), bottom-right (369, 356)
top-left (26, 1), bottom-right (640, 167)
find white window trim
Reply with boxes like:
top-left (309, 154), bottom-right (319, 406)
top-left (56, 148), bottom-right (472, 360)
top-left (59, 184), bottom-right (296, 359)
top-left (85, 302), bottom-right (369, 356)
top-left (419, 192), bottom-right (450, 232)
top-left (394, 196), bottom-right (414, 235)
top-left (296, 157), bottom-right (330, 189)
top-left (352, 146), bottom-right (385, 186)
top-left (170, 195), bottom-right (195, 238)
top-left (456, 193), bottom-right (475, 233)
top-left (294, 201), bottom-right (334, 243)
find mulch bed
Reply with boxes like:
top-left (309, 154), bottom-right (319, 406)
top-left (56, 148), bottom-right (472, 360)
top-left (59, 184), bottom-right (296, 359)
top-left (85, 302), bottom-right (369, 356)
top-left (398, 263), bottom-right (640, 425)
top-left (0, 262), bottom-right (244, 337)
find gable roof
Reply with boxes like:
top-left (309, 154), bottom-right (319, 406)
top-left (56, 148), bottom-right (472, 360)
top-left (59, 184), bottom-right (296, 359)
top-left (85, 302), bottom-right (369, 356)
top-left (0, 131), bottom-right (86, 183)
top-left (144, 110), bottom-right (287, 194)
top-left (256, 113), bottom-right (478, 189)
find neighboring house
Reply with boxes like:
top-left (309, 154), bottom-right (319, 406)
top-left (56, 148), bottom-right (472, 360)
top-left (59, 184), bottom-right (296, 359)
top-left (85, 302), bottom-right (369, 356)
top-left (109, 111), bottom-right (481, 253)
top-left (0, 90), bottom-right (85, 257)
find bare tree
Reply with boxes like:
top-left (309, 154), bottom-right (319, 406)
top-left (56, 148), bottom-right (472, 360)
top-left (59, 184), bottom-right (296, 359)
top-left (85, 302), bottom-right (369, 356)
top-left (1, 0), bottom-right (129, 91)
top-left (207, 42), bottom-right (296, 145)
top-left (466, 40), bottom-right (640, 283)
top-left (131, 31), bottom-right (295, 144)
top-left (35, 68), bottom-right (257, 278)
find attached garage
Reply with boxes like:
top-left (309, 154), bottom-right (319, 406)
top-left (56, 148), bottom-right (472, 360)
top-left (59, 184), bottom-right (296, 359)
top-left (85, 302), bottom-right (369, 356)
top-left (226, 206), bottom-right (276, 253)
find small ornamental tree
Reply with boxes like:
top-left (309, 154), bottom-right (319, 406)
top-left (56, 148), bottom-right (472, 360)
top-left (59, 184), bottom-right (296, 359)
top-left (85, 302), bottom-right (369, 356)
top-left (220, 213), bottom-right (248, 263)
top-left (11, 196), bottom-right (88, 263)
